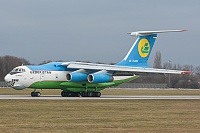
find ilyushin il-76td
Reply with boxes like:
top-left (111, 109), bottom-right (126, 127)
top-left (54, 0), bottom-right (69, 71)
top-left (4, 30), bottom-right (191, 97)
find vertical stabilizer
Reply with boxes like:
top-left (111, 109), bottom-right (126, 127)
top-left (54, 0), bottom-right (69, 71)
top-left (116, 30), bottom-right (186, 67)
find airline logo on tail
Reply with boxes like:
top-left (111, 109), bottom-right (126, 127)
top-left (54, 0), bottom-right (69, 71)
top-left (138, 38), bottom-right (150, 58)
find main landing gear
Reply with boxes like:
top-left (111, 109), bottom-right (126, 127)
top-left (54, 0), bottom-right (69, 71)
top-left (61, 91), bottom-right (81, 97)
top-left (61, 91), bottom-right (101, 97)
top-left (81, 92), bottom-right (101, 97)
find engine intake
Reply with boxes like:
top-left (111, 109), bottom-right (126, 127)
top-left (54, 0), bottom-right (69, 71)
top-left (66, 69), bottom-right (88, 82)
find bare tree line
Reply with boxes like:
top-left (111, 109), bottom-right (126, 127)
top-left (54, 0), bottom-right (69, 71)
top-left (0, 55), bottom-right (30, 81)
top-left (0, 54), bottom-right (200, 88)
top-left (153, 51), bottom-right (200, 88)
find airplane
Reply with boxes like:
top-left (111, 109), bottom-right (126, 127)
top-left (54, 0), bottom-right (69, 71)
top-left (4, 30), bottom-right (191, 97)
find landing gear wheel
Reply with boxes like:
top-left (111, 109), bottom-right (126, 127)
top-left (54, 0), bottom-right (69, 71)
top-left (61, 91), bottom-right (66, 97)
top-left (67, 92), bottom-right (73, 97)
top-left (81, 92), bottom-right (88, 97)
top-left (31, 92), bottom-right (41, 97)
top-left (81, 92), bottom-right (101, 97)
top-left (36, 92), bottom-right (41, 97)
top-left (95, 92), bottom-right (101, 97)
top-left (61, 91), bottom-right (81, 97)
top-left (75, 92), bottom-right (81, 97)
top-left (88, 92), bottom-right (93, 97)
top-left (31, 92), bottom-right (35, 97)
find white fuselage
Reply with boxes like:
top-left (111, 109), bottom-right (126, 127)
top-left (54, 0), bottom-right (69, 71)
top-left (4, 66), bottom-right (69, 89)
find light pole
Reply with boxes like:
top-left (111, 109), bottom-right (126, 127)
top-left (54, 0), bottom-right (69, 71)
top-left (168, 60), bottom-right (171, 88)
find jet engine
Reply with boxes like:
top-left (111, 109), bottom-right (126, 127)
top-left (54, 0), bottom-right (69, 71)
top-left (66, 69), bottom-right (88, 82)
top-left (87, 70), bottom-right (114, 83)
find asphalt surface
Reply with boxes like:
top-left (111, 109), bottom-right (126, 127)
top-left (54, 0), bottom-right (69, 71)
top-left (0, 95), bottom-right (199, 100)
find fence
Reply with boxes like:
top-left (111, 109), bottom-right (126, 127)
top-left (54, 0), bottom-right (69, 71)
top-left (0, 82), bottom-right (10, 88)
top-left (112, 83), bottom-right (167, 89)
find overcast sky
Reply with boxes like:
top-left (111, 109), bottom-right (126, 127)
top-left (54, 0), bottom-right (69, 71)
top-left (0, 0), bottom-right (199, 66)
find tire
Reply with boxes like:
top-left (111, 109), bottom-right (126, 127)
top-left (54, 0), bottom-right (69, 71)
top-left (61, 91), bottom-right (66, 97)
top-left (75, 92), bottom-right (81, 97)
top-left (31, 92), bottom-right (41, 97)
top-left (81, 92), bottom-right (87, 97)
top-left (96, 92), bottom-right (101, 97)
top-left (31, 92), bottom-right (35, 97)
top-left (67, 92), bottom-right (72, 97)
top-left (36, 92), bottom-right (41, 97)
top-left (88, 92), bottom-right (93, 97)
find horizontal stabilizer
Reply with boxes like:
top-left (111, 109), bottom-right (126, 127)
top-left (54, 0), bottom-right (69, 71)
top-left (127, 30), bottom-right (187, 36)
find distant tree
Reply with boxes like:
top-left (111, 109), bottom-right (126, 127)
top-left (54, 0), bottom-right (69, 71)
top-left (183, 65), bottom-right (194, 71)
top-left (153, 51), bottom-right (162, 68)
top-left (0, 55), bottom-right (30, 81)
top-left (163, 60), bottom-right (172, 69)
top-left (38, 60), bottom-right (52, 65)
top-left (194, 66), bottom-right (200, 84)
top-left (195, 66), bottom-right (200, 75)
top-left (172, 64), bottom-right (182, 70)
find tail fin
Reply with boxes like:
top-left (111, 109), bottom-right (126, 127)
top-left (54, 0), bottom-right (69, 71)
top-left (115, 30), bottom-right (186, 67)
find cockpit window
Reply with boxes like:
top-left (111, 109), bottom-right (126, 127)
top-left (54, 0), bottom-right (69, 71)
top-left (10, 68), bottom-right (26, 75)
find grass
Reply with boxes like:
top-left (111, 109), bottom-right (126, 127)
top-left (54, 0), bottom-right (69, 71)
top-left (0, 88), bottom-right (199, 132)
top-left (0, 100), bottom-right (199, 133)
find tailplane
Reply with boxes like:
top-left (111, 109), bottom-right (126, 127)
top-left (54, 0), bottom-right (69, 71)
top-left (115, 30), bottom-right (186, 67)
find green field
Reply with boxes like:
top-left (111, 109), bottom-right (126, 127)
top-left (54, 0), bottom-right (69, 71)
top-left (0, 100), bottom-right (199, 133)
top-left (0, 88), bottom-right (199, 132)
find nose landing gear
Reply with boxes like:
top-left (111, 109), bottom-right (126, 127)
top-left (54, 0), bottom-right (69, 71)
top-left (31, 89), bottom-right (41, 97)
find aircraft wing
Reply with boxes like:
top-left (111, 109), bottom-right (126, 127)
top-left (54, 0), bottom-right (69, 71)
top-left (62, 62), bottom-right (191, 74)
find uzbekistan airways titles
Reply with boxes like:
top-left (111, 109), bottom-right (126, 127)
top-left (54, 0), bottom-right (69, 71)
top-left (30, 70), bottom-right (51, 74)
